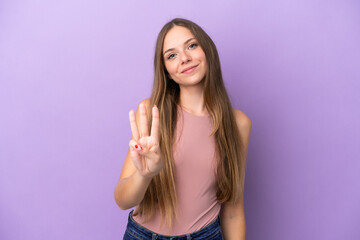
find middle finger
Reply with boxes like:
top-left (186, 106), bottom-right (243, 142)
top-left (140, 102), bottom-right (149, 137)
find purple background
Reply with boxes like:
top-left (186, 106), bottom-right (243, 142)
top-left (1, 0), bottom-right (359, 239)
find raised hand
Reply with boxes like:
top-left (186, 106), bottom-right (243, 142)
top-left (128, 102), bottom-right (162, 178)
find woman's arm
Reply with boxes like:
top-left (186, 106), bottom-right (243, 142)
top-left (114, 153), bottom-right (153, 210)
top-left (221, 192), bottom-right (246, 239)
top-left (221, 109), bottom-right (252, 240)
top-left (114, 99), bottom-right (162, 210)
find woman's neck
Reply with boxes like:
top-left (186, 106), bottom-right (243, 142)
top-left (178, 84), bottom-right (208, 116)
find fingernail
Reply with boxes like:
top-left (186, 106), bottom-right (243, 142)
top-left (140, 146), bottom-right (143, 150)
top-left (135, 145), bottom-right (138, 149)
top-left (153, 104), bottom-right (157, 108)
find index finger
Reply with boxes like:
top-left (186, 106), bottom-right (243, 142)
top-left (150, 105), bottom-right (159, 142)
top-left (129, 110), bottom-right (140, 140)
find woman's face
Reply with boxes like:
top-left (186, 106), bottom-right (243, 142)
top-left (162, 26), bottom-right (207, 87)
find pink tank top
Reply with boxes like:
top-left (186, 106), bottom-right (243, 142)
top-left (132, 105), bottom-right (221, 235)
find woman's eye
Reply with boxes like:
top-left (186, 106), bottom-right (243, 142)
top-left (189, 43), bottom-right (197, 49)
top-left (167, 53), bottom-right (176, 60)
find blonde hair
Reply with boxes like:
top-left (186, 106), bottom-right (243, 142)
top-left (133, 18), bottom-right (246, 228)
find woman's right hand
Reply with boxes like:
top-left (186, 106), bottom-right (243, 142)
top-left (128, 102), bottom-right (163, 178)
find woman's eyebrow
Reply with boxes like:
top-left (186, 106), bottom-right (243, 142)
top-left (163, 37), bottom-right (196, 55)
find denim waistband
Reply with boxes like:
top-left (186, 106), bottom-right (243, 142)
top-left (125, 210), bottom-right (222, 240)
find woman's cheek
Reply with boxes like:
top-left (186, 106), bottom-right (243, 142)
top-left (166, 64), bottom-right (177, 76)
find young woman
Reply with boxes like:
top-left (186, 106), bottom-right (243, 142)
top-left (114, 18), bottom-right (251, 240)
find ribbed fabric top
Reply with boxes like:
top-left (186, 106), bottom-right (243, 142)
top-left (132, 105), bottom-right (221, 235)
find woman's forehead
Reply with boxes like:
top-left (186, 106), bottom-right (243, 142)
top-left (163, 26), bottom-right (195, 52)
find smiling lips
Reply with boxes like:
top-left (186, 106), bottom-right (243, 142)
top-left (181, 65), bottom-right (198, 74)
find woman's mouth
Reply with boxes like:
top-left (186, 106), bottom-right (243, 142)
top-left (181, 65), bottom-right (198, 74)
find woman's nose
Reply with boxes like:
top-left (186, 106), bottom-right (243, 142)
top-left (180, 51), bottom-right (191, 64)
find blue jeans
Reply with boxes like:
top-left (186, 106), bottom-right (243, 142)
top-left (123, 210), bottom-right (223, 240)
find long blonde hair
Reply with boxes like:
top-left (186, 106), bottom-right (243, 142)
top-left (133, 18), bottom-right (246, 227)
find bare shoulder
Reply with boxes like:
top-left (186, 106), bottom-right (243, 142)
top-left (232, 108), bottom-right (252, 132)
top-left (136, 98), bottom-right (152, 115)
top-left (232, 108), bottom-right (252, 154)
top-left (139, 98), bottom-right (151, 109)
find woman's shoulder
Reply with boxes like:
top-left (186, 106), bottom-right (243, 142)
top-left (136, 98), bottom-right (152, 112)
top-left (132, 99), bottom-right (152, 119)
top-left (232, 108), bottom-right (252, 132)
top-left (138, 98), bottom-right (150, 106)
top-left (139, 98), bottom-right (151, 108)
